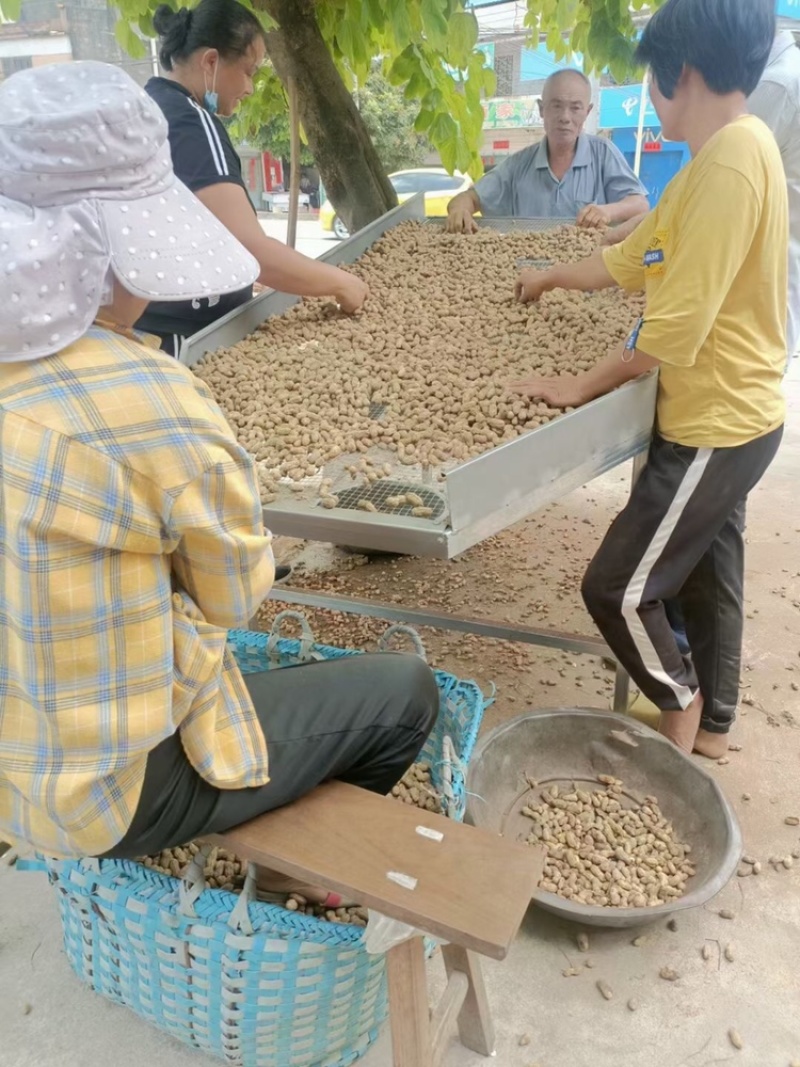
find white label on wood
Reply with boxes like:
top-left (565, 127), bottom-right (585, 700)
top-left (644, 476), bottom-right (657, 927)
top-left (416, 826), bottom-right (444, 842)
top-left (387, 871), bottom-right (418, 890)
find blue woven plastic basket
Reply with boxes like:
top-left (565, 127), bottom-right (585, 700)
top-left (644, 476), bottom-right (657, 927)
top-left (42, 619), bottom-right (487, 1067)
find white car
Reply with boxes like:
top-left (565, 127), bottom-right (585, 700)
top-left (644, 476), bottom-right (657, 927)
top-left (264, 191), bottom-right (311, 211)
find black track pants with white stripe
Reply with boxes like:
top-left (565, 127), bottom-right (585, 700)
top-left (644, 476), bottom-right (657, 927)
top-left (582, 428), bottom-right (783, 734)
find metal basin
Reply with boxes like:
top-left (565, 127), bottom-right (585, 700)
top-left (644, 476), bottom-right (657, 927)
top-left (466, 708), bottom-right (742, 928)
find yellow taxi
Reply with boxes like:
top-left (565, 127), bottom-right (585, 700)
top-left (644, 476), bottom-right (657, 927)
top-left (319, 167), bottom-right (472, 238)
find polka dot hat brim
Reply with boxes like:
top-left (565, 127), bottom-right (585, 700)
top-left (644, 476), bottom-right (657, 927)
top-left (100, 177), bottom-right (259, 303)
top-left (0, 60), bottom-right (259, 361)
top-left (0, 178), bottom-right (259, 361)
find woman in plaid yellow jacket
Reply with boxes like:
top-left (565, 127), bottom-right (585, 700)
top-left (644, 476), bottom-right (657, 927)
top-left (0, 63), bottom-right (438, 906)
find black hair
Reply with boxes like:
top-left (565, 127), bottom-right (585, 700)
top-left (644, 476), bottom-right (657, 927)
top-left (153, 0), bottom-right (266, 71)
top-left (635, 0), bottom-right (775, 99)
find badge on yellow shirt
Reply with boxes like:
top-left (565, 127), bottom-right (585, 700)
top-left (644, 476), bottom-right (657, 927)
top-left (643, 229), bottom-right (669, 277)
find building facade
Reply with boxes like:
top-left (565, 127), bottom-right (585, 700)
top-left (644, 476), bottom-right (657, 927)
top-left (0, 0), bottom-right (156, 86)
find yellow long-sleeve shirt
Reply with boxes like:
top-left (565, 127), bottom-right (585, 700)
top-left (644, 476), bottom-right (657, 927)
top-left (604, 115), bottom-right (787, 448)
top-left (0, 328), bottom-right (274, 857)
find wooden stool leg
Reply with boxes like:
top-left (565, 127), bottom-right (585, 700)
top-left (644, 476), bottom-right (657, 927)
top-left (386, 936), bottom-right (432, 1067)
top-left (441, 943), bottom-right (496, 1056)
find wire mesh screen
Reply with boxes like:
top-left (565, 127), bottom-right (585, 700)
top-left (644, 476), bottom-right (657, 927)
top-left (329, 479), bottom-right (447, 522)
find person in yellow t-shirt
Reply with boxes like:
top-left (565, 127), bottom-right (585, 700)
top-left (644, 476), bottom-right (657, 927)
top-left (509, 0), bottom-right (786, 760)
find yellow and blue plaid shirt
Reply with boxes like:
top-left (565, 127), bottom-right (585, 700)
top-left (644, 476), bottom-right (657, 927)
top-left (0, 327), bottom-right (274, 857)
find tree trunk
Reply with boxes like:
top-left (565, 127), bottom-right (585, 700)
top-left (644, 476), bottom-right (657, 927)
top-left (257, 0), bottom-right (397, 232)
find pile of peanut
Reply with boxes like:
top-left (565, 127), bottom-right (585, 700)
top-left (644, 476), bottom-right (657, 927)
top-left (138, 762), bottom-right (443, 923)
top-left (523, 776), bottom-right (695, 908)
top-left (390, 761), bottom-right (443, 813)
top-left (194, 222), bottom-right (644, 502)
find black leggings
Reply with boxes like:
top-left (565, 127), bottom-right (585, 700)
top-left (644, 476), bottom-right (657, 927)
top-left (101, 653), bottom-right (439, 859)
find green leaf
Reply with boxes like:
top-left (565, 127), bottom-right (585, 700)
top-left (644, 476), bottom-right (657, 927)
top-left (555, 0), bottom-right (579, 31)
top-left (481, 66), bottom-right (497, 98)
top-left (0, 0), bottom-right (22, 19)
top-left (447, 10), bottom-right (478, 64)
top-left (454, 138), bottom-right (472, 174)
top-left (571, 18), bottom-right (590, 56)
top-left (388, 46), bottom-right (419, 86)
top-left (414, 108), bottom-right (434, 132)
top-left (429, 110), bottom-right (458, 172)
top-left (336, 18), bottom-right (354, 59)
top-left (114, 18), bottom-right (148, 59)
top-left (420, 88), bottom-right (443, 112)
top-left (420, 0), bottom-right (448, 48)
top-left (545, 24), bottom-right (564, 54)
top-left (364, 0), bottom-right (387, 26)
top-left (404, 69), bottom-right (434, 100)
top-left (390, 2), bottom-right (413, 49)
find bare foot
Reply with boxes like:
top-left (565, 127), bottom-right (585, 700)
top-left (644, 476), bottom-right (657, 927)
top-left (693, 728), bottom-right (729, 759)
top-left (659, 691), bottom-right (704, 755)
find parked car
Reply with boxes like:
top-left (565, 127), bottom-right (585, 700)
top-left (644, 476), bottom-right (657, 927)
top-left (319, 167), bottom-right (472, 239)
top-left (264, 191), bottom-right (312, 211)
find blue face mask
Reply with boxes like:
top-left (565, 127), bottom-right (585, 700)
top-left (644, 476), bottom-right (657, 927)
top-left (203, 61), bottom-right (219, 114)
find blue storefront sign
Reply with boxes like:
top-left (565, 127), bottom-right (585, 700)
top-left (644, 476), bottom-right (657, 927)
top-left (597, 84), bottom-right (691, 208)
top-left (777, 0), bottom-right (800, 18)
top-left (599, 85), bottom-right (659, 130)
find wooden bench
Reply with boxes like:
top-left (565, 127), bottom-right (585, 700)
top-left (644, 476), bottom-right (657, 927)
top-left (210, 780), bottom-right (544, 1067)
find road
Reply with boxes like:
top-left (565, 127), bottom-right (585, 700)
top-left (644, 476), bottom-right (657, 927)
top-left (258, 214), bottom-right (337, 260)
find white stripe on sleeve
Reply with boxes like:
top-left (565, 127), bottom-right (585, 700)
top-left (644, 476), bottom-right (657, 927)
top-left (620, 448), bottom-right (713, 709)
top-left (188, 99), bottom-right (229, 177)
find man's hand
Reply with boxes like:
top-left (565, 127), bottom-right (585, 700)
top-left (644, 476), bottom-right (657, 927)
top-left (445, 203), bottom-right (479, 234)
top-left (508, 373), bottom-right (588, 409)
top-left (576, 203), bottom-right (612, 230)
top-left (515, 269), bottom-right (552, 304)
top-left (335, 275), bottom-right (369, 314)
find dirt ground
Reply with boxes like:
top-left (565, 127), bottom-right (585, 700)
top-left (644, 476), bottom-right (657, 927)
top-left (259, 477), bottom-right (636, 730)
top-left (261, 447), bottom-right (798, 743)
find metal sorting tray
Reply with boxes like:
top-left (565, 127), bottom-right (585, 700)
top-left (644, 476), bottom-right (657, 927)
top-left (180, 195), bottom-right (657, 559)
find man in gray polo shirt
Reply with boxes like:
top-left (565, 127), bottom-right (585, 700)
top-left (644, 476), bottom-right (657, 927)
top-left (446, 69), bottom-right (649, 233)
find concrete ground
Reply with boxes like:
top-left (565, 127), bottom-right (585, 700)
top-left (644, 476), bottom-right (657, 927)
top-left (258, 215), bottom-right (338, 260)
top-left (1, 371), bottom-right (798, 1067)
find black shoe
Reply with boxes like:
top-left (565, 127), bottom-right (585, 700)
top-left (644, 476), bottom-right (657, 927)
top-left (275, 564), bottom-right (292, 582)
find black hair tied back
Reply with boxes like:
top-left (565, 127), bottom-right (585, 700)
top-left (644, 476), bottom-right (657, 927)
top-left (152, 0), bottom-right (266, 72)
top-left (153, 5), bottom-right (193, 71)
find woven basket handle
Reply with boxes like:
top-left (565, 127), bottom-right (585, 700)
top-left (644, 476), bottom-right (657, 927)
top-left (227, 862), bottom-right (257, 935)
top-left (266, 610), bottom-right (318, 662)
top-left (179, 844), bottom-right (212, 917)
top-left (378, 624), bottom-right (427, 660)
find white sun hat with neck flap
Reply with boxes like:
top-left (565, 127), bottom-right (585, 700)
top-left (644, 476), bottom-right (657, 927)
top-left (0, 60), bottom-right (259, 361)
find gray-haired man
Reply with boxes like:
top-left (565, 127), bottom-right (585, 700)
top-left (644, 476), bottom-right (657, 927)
top-left (446, 69), bottom-right (649, 233)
